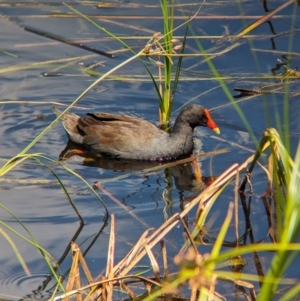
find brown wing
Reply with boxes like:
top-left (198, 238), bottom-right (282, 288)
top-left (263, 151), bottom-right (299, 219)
top-left (77, 113), bottom-right (163, 156)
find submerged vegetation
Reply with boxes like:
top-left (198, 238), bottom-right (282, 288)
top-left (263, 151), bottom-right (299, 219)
top-left (0, 0), bottom-right (300, 300)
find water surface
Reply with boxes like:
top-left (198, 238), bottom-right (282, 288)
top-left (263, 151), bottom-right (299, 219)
top-left (0, 0), bottom-right (300, 299)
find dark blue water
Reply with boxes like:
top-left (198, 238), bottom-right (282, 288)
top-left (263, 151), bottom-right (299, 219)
top-left (0, 0), bottom-right (300, 299)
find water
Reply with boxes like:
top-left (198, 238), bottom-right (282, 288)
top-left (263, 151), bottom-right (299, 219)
top-left (0, 0), bottom-right (300, 299)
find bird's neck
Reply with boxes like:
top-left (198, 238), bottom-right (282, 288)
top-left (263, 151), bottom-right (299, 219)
top-left (167, 123), bottom-right (194, 159)
top-left (172, 118), bottom-right (193, 136)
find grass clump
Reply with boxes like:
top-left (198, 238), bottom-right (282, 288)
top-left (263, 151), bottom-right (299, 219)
top-left (46, 128), bottom-right (300, 300)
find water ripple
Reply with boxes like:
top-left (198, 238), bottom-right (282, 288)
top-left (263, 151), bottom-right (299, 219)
top-left (0, 270), bottom-right (54, 301)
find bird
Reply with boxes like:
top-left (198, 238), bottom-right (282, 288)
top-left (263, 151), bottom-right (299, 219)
top-left (52, 104), bottom-right (220, 161)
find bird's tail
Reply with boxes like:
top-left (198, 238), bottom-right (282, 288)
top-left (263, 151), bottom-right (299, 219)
top-left (52, 106), bottom-right (83, 144)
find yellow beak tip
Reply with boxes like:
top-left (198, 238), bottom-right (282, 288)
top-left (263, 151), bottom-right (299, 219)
top-left (213, 127), bottom-right (221, 135)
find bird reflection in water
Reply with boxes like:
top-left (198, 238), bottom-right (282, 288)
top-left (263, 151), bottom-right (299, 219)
top-left (58, 139), bottom-right (218, 193)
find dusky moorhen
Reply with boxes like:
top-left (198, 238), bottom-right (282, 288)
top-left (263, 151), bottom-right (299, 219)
top-left (53, 105), bottom-right (220, 161)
